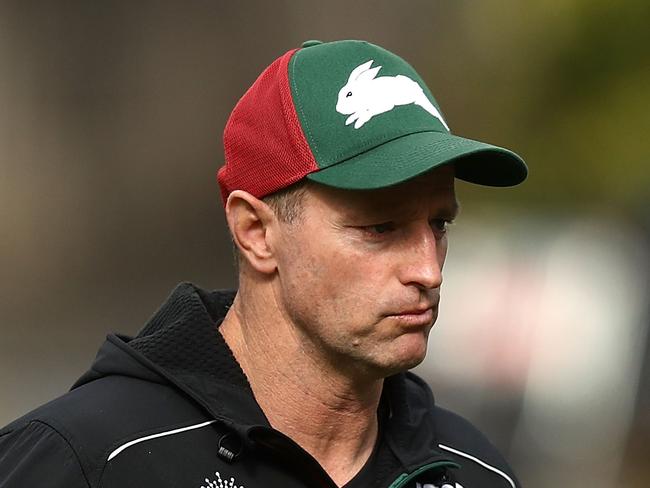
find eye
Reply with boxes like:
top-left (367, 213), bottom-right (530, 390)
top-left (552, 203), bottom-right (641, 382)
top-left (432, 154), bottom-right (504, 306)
top-left (346, 91), bottom-right (352, 97)
top-left (363, 222), bottom-right (395, 236)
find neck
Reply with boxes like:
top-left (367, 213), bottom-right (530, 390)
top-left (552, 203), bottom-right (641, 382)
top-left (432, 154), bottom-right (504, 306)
top-left (219, 287), bottom-right (383, 487)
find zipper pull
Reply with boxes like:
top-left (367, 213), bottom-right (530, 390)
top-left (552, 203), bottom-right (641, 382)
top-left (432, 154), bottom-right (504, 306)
top-left (217, 433), bottom-right (243, 463)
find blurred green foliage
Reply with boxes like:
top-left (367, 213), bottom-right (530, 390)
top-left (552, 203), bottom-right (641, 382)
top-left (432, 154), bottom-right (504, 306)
top-left (446, 0), bottom-right (650, 211)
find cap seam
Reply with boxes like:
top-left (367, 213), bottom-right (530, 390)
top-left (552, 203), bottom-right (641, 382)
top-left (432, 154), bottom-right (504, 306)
top-left (281, 48), bottom-right (312, 170)
top-left (289, 51), bottom-right (322, 164)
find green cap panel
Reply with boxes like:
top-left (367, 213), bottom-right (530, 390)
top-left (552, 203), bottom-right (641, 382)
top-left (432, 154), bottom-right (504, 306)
top-left (289, 40), bottom-right (449, 169)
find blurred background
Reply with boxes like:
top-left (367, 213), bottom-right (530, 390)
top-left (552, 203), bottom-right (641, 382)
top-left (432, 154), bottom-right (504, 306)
top-left (1, 1), bottom-right (648, 486)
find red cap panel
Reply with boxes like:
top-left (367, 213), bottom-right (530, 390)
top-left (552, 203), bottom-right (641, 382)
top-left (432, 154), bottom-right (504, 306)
top-left (218, 48), bottom-right (319, 206)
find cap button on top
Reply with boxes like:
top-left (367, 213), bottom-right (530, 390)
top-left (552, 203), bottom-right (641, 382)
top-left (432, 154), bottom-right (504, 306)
top-left (301, 40), bottom-right (323, 48)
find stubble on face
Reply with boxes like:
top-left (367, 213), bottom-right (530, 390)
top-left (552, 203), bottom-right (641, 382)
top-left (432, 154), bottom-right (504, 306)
top-left (270, 166), bottom-right (458, 380)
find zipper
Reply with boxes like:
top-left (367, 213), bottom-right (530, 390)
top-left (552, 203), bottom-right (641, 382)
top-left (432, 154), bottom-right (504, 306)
top-left (387, 460), bottom-right (460, 488)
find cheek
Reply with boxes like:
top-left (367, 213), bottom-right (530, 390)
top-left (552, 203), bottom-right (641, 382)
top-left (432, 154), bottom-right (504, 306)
top-left (294, 246), bottom-right (358, 306)
top-left (316, 250), bottom-right (398, 337)
top-left (276, 240), bottom-right (334, 323)
top-left (278, 237), bottom-right (382, 327)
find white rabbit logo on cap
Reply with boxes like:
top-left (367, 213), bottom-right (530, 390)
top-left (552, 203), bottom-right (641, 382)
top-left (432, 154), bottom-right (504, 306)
top-left (336, 59), bottom-right (450, 130)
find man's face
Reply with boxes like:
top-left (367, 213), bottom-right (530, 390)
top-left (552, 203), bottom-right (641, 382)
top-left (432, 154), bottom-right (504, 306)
top-left (271, 166), bottom-right (458, 380)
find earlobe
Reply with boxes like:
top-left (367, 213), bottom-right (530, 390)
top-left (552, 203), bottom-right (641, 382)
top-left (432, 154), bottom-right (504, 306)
top-left (225, 191), bottom-right (278, 274)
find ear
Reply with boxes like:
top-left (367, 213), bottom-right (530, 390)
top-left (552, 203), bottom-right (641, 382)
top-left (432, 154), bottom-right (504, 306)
top-left (225, 190), bottom-right (278, 274)
top-left (356, 65), bottom-right (381, 82)
top-left (348, 60), bottom-right (374, 82)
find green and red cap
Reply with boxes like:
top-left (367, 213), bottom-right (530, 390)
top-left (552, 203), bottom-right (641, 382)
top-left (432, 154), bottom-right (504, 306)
top-left (217, 39), bottom-right (527, 205)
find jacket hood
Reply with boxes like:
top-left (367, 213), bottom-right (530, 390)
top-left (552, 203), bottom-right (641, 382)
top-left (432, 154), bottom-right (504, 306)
top-left (73, 283), bottom-right (270, 429)
top-left (73, 282), bottom-right (445, 470)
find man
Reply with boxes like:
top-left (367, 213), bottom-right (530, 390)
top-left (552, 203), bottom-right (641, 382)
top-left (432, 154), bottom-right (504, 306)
top-left (0, 40), bottom-right (527, 487)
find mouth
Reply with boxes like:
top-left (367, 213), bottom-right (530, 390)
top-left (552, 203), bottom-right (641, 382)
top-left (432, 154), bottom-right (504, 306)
top-left (386, 307), bottom-right (436, 328)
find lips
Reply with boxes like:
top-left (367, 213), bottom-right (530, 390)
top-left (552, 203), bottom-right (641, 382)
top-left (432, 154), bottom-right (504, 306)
top-left (386, 295), bottom-right (439, 327)
top-left (387, 307), bottom-right (436, 327)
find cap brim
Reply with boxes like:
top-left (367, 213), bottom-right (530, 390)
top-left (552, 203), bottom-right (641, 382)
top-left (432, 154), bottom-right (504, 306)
top-left (306, 131), bottom-right (527, 189)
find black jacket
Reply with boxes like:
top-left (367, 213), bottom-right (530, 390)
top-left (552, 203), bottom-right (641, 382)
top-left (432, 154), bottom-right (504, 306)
top-left (0, 283), bottom-right (520, 487)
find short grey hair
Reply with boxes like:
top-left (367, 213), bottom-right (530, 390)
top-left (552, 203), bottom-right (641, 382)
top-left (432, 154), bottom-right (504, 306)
top-left (262, 179), bottom-right (310, 224)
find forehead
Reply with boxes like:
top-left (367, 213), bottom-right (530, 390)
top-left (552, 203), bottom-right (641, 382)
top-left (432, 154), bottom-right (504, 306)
top-left (306, 165), bottom-right (458, 219)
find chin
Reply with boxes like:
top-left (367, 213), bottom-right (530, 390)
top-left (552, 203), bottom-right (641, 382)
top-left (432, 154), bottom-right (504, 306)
top-left (388, 335), bottom-right (429, 371)
top-left (371, 357), bottom-right (425, 379)
top-left (397, 352), bottom-right (427, 371)
top-left (374, 346), bottom-right (428, 377)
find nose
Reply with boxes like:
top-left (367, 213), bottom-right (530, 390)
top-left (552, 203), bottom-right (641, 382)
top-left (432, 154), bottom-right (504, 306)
top-left (398, 225), bottom-right (444, 290)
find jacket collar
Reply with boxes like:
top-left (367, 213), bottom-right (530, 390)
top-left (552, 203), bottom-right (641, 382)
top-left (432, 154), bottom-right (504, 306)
top-left (127, 283), bottom-right (270, 429)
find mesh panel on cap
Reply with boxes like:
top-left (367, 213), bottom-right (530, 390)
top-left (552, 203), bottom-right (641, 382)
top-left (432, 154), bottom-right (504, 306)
top-left (218, 48), bottom-right (318, 205)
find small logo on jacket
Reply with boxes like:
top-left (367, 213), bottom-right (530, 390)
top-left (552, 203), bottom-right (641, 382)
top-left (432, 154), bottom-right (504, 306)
top-left (201, 471), bottom-right (245, 488)
top-left (415, 482), bottom-right (464, 488)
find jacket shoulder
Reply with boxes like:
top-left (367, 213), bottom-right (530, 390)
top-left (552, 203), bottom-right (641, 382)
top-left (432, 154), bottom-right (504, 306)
top-left (0, 375), bottom-right (209, 487)
top-left (434, 405), bottom-right (520, 487)
top-left (402, 372), bottom-right (520, 487)
top-left (0, 420), bottom-right (90, 487)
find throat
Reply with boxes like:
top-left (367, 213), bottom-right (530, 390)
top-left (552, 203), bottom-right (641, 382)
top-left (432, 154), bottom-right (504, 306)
top-left (254, 366), bottom-right (383, 486)
top-left (218, 295), bottom-right (384, 486)
top-left (265, 396), bottom-right (381, 487)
